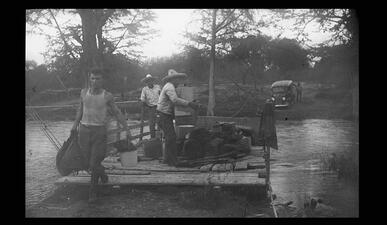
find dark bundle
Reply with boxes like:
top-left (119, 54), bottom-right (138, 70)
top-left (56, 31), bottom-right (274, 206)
top-left (113, 139), bottom-right (137, 153)
top-left (183, 128), bottom-right (212, 159)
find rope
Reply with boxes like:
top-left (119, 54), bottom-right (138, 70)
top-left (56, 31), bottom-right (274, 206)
top-left (268, 182), bottom-right (278, 218)
top-left (32, 109), bottom-right (62, 147)
top-left (26, 100), bottom-right (62, 151)
top-left (27, 109), bottom-right (61, 151)
top-left (230, 98), bottom-right (249, 118)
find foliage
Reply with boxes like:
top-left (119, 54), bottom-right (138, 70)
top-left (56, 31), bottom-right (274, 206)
top-left (271, 9), bottom-right (358, 47)
top-left (227, 35), bottom-right (271, 84)
top-left (267, 38), bottom-right (310, 80)
top-left (26, 9), bottom-right (157, 87)
top-left (185, 9), bottom-right (255, 55)
top-left (26, 8), bottom-right (358, 114)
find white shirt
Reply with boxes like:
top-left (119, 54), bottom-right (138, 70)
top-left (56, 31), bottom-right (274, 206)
top-left (140, 84), bottom-right (161, 107)
top-left (157, 82), bottom-right (189, 115)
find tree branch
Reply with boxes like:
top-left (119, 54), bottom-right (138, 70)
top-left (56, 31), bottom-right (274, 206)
top-left (215, 9), bottom-right (236, 32)
top-left (216, 11), bottom-right (242, 33)
top-left (48, 9), bottom-right (77, 60)
top-left (109, 12), bottom-right (139, 54)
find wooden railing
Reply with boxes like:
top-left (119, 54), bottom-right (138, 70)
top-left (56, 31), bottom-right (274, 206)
top-left (107, 121), bottom-right (150, 145)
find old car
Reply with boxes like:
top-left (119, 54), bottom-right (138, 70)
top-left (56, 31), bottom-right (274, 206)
top-left (270, 80), bottom-right (297, 108)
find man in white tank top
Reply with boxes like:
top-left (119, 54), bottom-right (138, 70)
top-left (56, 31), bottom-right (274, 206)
top-left (71, 68), bottom-right (129, 203)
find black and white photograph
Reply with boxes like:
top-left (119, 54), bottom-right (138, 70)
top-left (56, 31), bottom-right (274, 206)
top-left (25, 9), bottom-right (359, 217)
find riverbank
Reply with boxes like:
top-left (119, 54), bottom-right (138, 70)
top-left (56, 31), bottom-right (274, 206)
top-left (26, 82), bottom-right (355, 122)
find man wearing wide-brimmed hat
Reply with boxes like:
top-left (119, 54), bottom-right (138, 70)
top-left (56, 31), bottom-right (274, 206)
top-left (140, 74), bottom-right (161, 138)
top-left (157, 69), bottom-right (200, 166)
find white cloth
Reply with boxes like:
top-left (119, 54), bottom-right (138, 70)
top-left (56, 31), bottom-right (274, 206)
top-left (157, 82), bottom-right (189, 115)
top-left (140, 84), bottom-right (161, 107)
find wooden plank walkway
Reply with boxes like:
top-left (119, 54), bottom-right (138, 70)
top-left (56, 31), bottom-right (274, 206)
top-left (55, 172), bottom-right (266, 186)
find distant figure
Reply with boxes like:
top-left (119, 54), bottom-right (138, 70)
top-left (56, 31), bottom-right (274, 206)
top-left (296, 82), bottom-right (303, 102)
top-left (140, 74), bottom-right (161, 138)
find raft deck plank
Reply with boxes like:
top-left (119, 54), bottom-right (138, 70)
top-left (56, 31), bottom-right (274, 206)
top-left (102, 161), bottom-right (201, 172)
top-left (234, 161), bottom-right (249, 171)
top-left (55, 172), bottom-right (266, 186)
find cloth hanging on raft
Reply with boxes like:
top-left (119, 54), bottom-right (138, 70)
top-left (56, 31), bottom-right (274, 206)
top-left (257, 101), bottom-right (278, 150)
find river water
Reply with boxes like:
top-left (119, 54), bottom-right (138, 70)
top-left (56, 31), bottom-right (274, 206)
top-left (25, 119), bottom-right (358, 217)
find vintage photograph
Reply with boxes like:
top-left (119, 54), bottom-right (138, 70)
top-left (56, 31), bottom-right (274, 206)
top-left (26, 9), bottom-right (359, 217)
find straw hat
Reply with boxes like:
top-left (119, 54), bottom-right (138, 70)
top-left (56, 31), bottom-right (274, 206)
top-left (162, 69), bottom-right (187, 83)
top-left (141, 74), bottom-right (156, 83)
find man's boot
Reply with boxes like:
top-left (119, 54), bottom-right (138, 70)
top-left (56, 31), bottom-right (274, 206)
top-left (96, 166), bottom-right (108, 184)
top-left (88, 173), bottom-right (98, 203)
top-left (100, 171), bottom-right (108, 184)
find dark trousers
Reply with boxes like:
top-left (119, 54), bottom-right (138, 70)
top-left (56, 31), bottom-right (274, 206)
top-left (145, 106), bottom-right (157, 138)
top-left (297, 91), bottom-right (302, 102)
top-left (78, 124), bottom-right (107, 186)
top-left (157, 111), bottom-right (178, 166)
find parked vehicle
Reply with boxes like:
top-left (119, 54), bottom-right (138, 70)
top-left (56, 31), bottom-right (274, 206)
top-left (270, 80), bottom-right (297, 108)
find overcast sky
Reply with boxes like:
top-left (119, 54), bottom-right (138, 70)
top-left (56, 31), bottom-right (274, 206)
top-left (26, 9), bottom-right (333, 65)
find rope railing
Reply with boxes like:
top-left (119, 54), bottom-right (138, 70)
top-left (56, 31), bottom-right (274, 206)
top-left (26, 100), bottom-right (148, 151)
top-left (25, 100), bottom-right (139, 109)
top-left (27, 108), bottom-right (62, 151)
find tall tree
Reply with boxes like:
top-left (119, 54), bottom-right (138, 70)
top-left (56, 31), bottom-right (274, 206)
top-left (186, 9), bottom-right (254, 116)
top-left (26, 9), bottom-right (156, 88)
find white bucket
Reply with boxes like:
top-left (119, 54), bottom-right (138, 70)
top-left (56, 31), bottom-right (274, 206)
top-left (120, 150), bottom-right (137, 167)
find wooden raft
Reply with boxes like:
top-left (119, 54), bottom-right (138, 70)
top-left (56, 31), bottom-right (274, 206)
top-left (55, 104), bottom-right (270, 187)
top-left (55, 146), bottom-right (267, 187)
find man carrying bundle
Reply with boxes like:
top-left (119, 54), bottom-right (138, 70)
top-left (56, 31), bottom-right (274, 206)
top-left (71, 68), bottom-right (129, 203)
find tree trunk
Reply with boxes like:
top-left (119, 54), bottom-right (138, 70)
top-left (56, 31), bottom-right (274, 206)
top-left (352, 72), bottom-right (359, 122)
top-left (78, 9), bottom-right (103, 88)
top-left (207, 9), bottom-right (217, 116)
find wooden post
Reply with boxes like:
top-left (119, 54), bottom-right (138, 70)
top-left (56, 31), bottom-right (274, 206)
top-left (261, 100), bottom-right (275, 198)
top-left (116, 120), bottom-right (121, 141)
top-left (139, 104), bottom-right (144, 141)
top-left (265, 145), bottom-right (271, 195)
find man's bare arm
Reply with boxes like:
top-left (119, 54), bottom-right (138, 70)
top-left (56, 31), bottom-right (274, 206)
top-left (71, 96), bottom-right (83, 132)
top-left (107, 94), bottom-right (128, 131)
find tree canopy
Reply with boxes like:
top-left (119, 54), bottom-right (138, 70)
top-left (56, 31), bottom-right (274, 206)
top-left (26, 9), bottom-right (156, 87)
